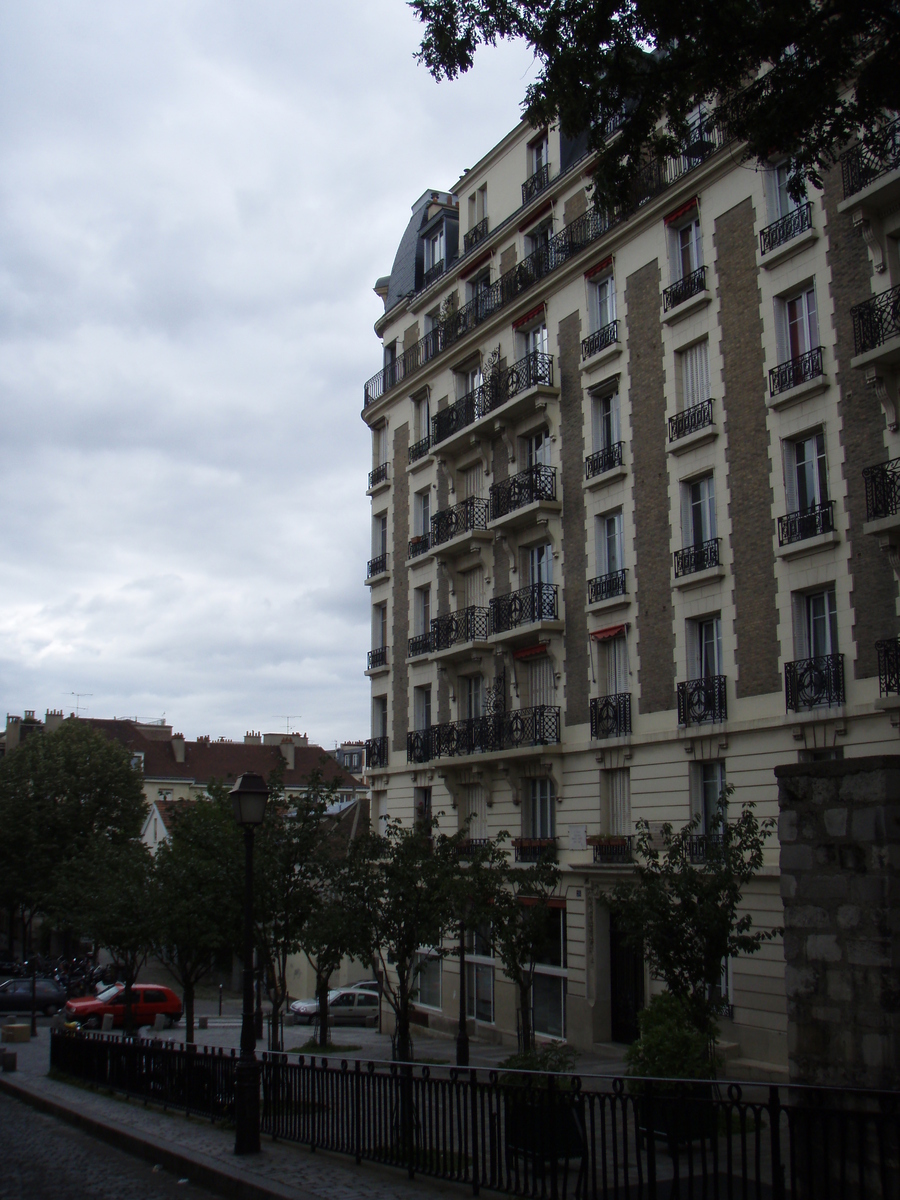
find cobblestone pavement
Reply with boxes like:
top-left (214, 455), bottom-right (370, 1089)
top-left (0, 1090), bottom-right (221, 1200)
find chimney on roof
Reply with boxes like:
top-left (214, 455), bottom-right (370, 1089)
top-left (279, 738), bottom-right (295, 770)
top-left (45, 710), bottom-right (64, 732)
top-left (244, 731), bottom-right (262, 745)
top-left (172, 733), bottom-right (185, 763)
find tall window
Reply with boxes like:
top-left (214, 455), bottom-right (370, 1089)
top-left (459, 364), bottom-right (483, 398)
top-left (591, 274), bottom-right (616, 331)
top-left (526, 656), bottom-right (555, 708)
top-left (415, 951), bottom-right (441, 1009)
top-left (425, 226), bottom-right (444, 272)
top-left (524, 542), bottom-right (553, 586)
top-left (793, 588), bottom-right (838, 660)
top-left (682, 475), bottom-right (717, 546)
top-left (466, 921), bottom-right (494, 1023)
top-left (530, 134), bottom-right (549, 175)
top-left (780, 285), bottom-right (819, 360)
top-left (373, 513), bottom-right (387, 557)
top-left (414, 685), bottom-right (432, 732)
top-left (688, 616), bottom-right (723, 678)
top-left (414, 786), bottom-right (432, 829)
top-left (606, 767), bottom-right (631, 835)
top-left (784, 431), bottom-right (828, 513)
top-left (525, 322), bottom-right (548, 358)
top-left (415, 585), bottom-right (431, 636)
top-left (603, 633), bottom-right (629, 696)
top-left (372, 696), bottom-right (387, 739)
top-left (674, 216), bottom-right (702, 280)
top-left (463, 461), bottom-right (485, 499)
top-left (525, 778), bottom-right (556, 839)
top-left (696, 761), bottom-right (727, 834)
top-left (463, 674), bottom-right (484, 720)
top-left (592, 390), bottom-right (620, 453)
top-left (373, 424), bottom-right (388, 467)
top-left (460, 566), bottom-right (484, 609)
top-left (415, 489), bottom-right (431, 538)
top-left (373, 604), bottom-right (387, 650)
top-left (468, 184), bottom-right (487, 229)
top-left (523, 428), bottom-right (551, 468)
top-left (527, 220), bottom-right (552, 257)
top-left (413, 393), bottom-right (430, 441)
top-left (680, 340), bottom-right (710, 410)
top-left (771, 160), bottom-right (805, 220)
top-left (468, 271), bottom-right (491, 306)
top-left (463, 783), bottom-right (487, 841)
top-left (532, 907), bottom-right (566, 1039)
top-left (596, 510), bottom-right (623, 577)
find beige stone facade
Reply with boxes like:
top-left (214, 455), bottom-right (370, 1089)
top-left (361, 114), bottom-right (900, 1075)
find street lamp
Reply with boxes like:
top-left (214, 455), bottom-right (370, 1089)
top-left (230, 772), bottom-right (269, 1156)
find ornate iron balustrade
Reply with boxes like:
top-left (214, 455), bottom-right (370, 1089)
top-left (851, 282), bottom-right (900, 356)
top-left (463, 217), bottom-right (488, 253)
top-left (759, 201), bottom-right (813, 255)
top-left (364, 325), bottom-right (442, 407)
top-left (689, 834), bottom-right (724, 863)
top-left (365, 736), bottom-right (388, 769)
top-left (431, 606), bottom-right (490, 651)
top-left (785, 654), bottom-right (845, 711)
top-left (513, 837), bottom-right (556, 863)
top-left (431, 497), bottom-right (490, 548)
top-left (423, 704), bottom-right (561, 762)
top-left (455, 837), bottom-right (492, 858)
top-left (407, 633), bottom-right (432, 658)
top-left (407, 533), bottom-right (431, 559)
top-left (778, 500), bottom-right (835, 545)
top-left (368, 463), bottom-right (388, 489)
top-left (490, 582), bottom-right (558, 633)
top-left (406, 728), bottom-right (433, 764)
top-left (581, 320), bottom-right (618, 359)
top-left (877, 637), bottom-right (900, 696)
top-left (663, 265), bottom-right (707, 312)
top-left (769, 345), bottom-right (825, 396)
top-left (490, 351), bottom-right (553, 413)
top-left (668, 398), bottom-right (713, 442)
top-left (522, 163), bottom-right (550, 205)
top-left (592, 836), bottom-right (633, 864)
top-left (590, 692), bottom-right (632, 738)
top-left (863, 456), bottom-right (900, 520)
top-left (431, 389), bottom-right (481, 446)
top-left (366, 552), bottom-right (387, 578)
top-left (587, 569), bottom-right (627, 604)
top-left (677, 675), bottom-right (727, 725)
top-left (423, 260), bottom-right (445, 289)
top-left (367, 647), bottom-right (388, 670)
top-left (490, 464), bottom-right (556, 519)
top-left (585, 442), bottom-right (624, 479)
top-left (674, 537), bottom-right (720, 578)
top-left (840, 116), bottom-right (900, 198)
top-left (408, 434), bottom-right (430, 464)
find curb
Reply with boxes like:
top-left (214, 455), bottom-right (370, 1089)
top-left (0, 1074), bottom-right (319, 1200)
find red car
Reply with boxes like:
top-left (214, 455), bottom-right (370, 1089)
top-left (65, 983), bottom-right (183, 1029)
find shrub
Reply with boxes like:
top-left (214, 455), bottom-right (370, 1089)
top-left (625, 993), bottom-right (719, 1081)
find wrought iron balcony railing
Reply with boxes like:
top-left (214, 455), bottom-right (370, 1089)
top-left (677, 675), bottom-right (727, 725)
top-left (412, 704), bottom-right (561, 763)
top-left (368, 463), bottom-right (388, 489)
top-left (497, 349), bottom-right (554, 405)
top-left (769, 346), bottom-right (825, 396)
top-left (585, 442), bottom-right (624, 479)
top-left (490, 582), bottom-right (558, 634)
top-left (430, 352), bottom-right (553, 448)
top-left (431, 606), bottom-right (490, 651)
top-left (759, 202), bottom-right (813, 255)
top-left (863, 456), bottom-right (900, 521)
top-left (840, 116), bottom-right (900, 199)
top-left (431, 387), bottom-right (484, 446)
top-left (590, 692), bottom-right (632, 738)
top-left (365, 736), bottom-right (388, 769)
top-left (513, 837), bottom-right (556, 863)
top-left (407, 533), bottom-right (431, 559)
top-left (663, 265), bottom-right (707, 312)
top-left (408, 435), bottom-right (430, 464)
top-left (784, 654), bottom-right (845, 711)
top-left (669, 398), bottom-right (713, 442)
top-left (367, 552), bottom-right (388, 578)
top-left (778, 501), bottom-right (835, 546)
top-left (851, 283), bottom-right (900, 357)
top-left (454, 837), bottom-right (491, 858)
top-left (407, 728), bottom-right (433, 765)
top-left (592, 836), bottom-right (633, 864)
top-left (423, 260), bottom-right (445, 289)
top-left (490, 464), bottom-right (556, 520)
top-left (431, 497), bottom-right (490, 548)
top-left (674, 538), bottom-right (721, 578)
top-left (407, 633), bottom-right (432, 658)
top-left (877, 637), bottom-right (900, 696)
top-left (522, 163), bottom-right (550, 205)
top-left (689, 834), bottom-right (724, 864)
top-left (367, 647), bottom-right (388, 670)
top-left (463, 218), bottom-right (488, 253)
top-left (587, 569), bottom-right (627, 604)
top-left (581, 320), bottom-right (618, 359)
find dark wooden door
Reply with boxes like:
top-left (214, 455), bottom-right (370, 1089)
top-left (609, 914), bottom-right (643, 1043)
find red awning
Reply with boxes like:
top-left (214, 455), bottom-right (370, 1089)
top-left (664, 197), bottom-right (699, 226)
top-left (590, 624), bottom-right (626, 642)
top-left (513, 642), bottom-right (548, 659)
top-left (512, 303), bottom-right (546, 331)
top-left (585, 255), bottom-right (613, 280)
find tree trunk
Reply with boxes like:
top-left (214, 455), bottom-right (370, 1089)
top-left (316, 973), bottom-right (330, 1048)
top-left (184, 978), bottom-right (195, 1044)
top-left (519, 980), bottom-right (533, 1054)
top-left (123, 972), bottom-right (135, 1037)
top-left (395, 986), bottom-right (413, 1062)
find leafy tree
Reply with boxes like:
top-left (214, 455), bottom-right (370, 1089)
top-left (153, 782), bottom-right (243, 1043)
top-left (410, 0), bottom-right (899, 206)
top-left (609, 791), bottom-right (780, 1041)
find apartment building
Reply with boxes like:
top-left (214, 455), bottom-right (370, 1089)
top-left (360, 112), bottom-right (900, 1072)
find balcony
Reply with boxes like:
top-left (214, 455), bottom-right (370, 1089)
top-left (877, 637), bottom-right (900, 697)
top-left (587, 569), bottom-right (627, 605)
top-left (432, 606), bottom-right (490, 653)
top-left (851, 283), bottom-right (900, 360)
top-left (490, 464), bottom-right (557, 523)
top-left (581, 320), bottom-right (619, 360)
top-left (674, 537), bottom-right (721, 579)
top-left (367, 647), bottom-right (388, 671)
top-left (490, 582), bottom-right (558, 635)
top-left (407, 633), bottom-right (433, 659)
top-left (366, 552), bottom-right (388, 579)
top-left (431, 497), bottom-right (490, 552)
top-left (407, 728), bottom-right (432, 765)
top-left (368, 463), bottom-right (389, 490)
top-left (455, 837), bottom-right (492, 858)
top-left (408, 435), bottom-right (431, 465)
top-left (590, 693), bottom-right (632, 738)
top-left (668, 398), bottom-right (714, 448)
top-left (365, 737), bottom-right (388, 769)
top-left (591, 836), bottom-right (633, 865)
top-left (689, 834), bottom-right (724, 864)
top-left (778, 501), bottom-right (835, 548)
top-left (784, 654), bottom-right (844, 712)
top-left (423, 259), bottom-right (445, 289)
top-left (864, 457), bottom-right (900, 522)
top-left (522, 163), bottom-right (550, 205)
top-left (663, 265), bottom-right (707, 314)
top-left (769, 346), bottom-right (825, 399)
top-left (513, 837), bottom-right (556, 863)
top-left (407, 533), bottom-right (431, 560)
top-left (677, 675), bottom-right (727, 726)
top-left (409, 704), bottom-right (561, 763)
top-left (840, 116), bottom-right (900, 201)
top-left (585, 442), bottom-right (624, 481)
top-left (463, 218), bottom-right (488, 253)
top-left (759, 202), bottom-right (813, 257)
top-left (430, 353), bottom-right (554, 452)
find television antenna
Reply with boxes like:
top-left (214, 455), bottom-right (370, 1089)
top-left (272, 714), bottom-right (302, 735)
top-left (67, 692), bottom-right (93, 717)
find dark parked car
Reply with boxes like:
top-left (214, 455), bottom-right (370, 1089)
top-left (0, 977), bottom-right (67, 1017)
top-left (65, 983), bottom-right (182, 1029)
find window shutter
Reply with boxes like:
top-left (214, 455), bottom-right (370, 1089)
top-left (783, 441), bottom-right (799, 514)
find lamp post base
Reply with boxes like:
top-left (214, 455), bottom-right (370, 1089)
top-left (233, 1055), bottom-right (261, 1155)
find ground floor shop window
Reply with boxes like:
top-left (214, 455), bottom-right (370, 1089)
top-left (415, 952), bottom-right (442, 1010)
top-left (532, 905), bottom-right (567, 1038)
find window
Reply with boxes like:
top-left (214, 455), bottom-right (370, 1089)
top-left (525, 322), bottom-right (548, 358)
top-left (533, 907), bottom-right (566, 1039)
top-left (373, 604), bottom-right (387, 650)
top-left (131, 752), bottom-right (144, 771)
top-left (527, 220), bottom-right (552, 257)
top-left (592, 390), bottom-right (620, 453)
top-left (468, 184), bottom-right (487, 228)
top-left (525, 777), bottom-right (556, 839)
top-left (531, 134), bottom-right (549, 175)
top-left (523, 428), bottom-right (551, 468)
top-left (463, 783), bottom-right (488, 840)
top-left (596, 510), bottom-right (624, 576)
top-left (459, 364), bottom-right (483, 398)
top-left (415, 585), bottom-right (431, 636)
top-left (373, 424), bottom-right (388, 468)
top-left (591, 274), bottom-right (616, 332)
top-left (463, 461), bottom-right (485, 499)
top-left (468, 271), bottom-right (491, 306)
top-left (466, 920), bottom-right (494, 1023)
top-left (682, 475), bottom-right (717, 547)
top-left (425, 226), bottom-right (445, 272)
top-left (415, 952), bottom-right (442, 1009)
top-left (696, 761), bottom-right (727, 834)
top-left (414, 786), bottom-right (432, 828)
top-left (414, 685), bottom-right (432, 732)
top-left (372, 696), bottom-right (387, 739)
top-left (526, 655), bottom-right (555, 708)
top-left (607, 767), bottom-right (631, 835)
top-left (687, 615), bottom-right (723, 679)
top-left (460, 566), bottom-right (484, 609)
top-left (603, 633), bottom-right (629, 696)
top-left (524, 541), bottom-right (553, 585)
top-left (679, 340), bottom-right (710, 410)
top-left (373, 513), bottom-right (387, 557)
top-left (673, 215), bottom-right (702, 280)
top-left (415, 489), bottom-right (431, 538)
top-left (793, 588), bottom-right (838, 660)
top-left (784, 431), bottom-right (828, 513)
top-left (384, 341), bottom-right (396, 370)
top-left (413, 393), bottom-right (430, 441)
top-left (771, 161), bottom-right (805, 220)
top-left (779, 285), bottom-right (819, 361)
top-left (463, 674), bottom-right (484, 720)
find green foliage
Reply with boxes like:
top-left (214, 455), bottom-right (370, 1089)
top-left (625, 993), bottom-right (718, 1081)
top-left (499, 1042), bottom-right (577, 1078)
top-left (410, 0), bottom-right (899, 207)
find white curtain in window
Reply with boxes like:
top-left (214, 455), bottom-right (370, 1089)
top-left (592, 390), bottom-right (620, 453)
top-left (605, 634), bottom-right (629, 695)
top-left (461, 567), bottom-right (485, 610)
top-left (526, 656), bottom-right (555, 708)
top-left (464, 784), bottom-right (488, 840)
top-left (608, 768), bottom-right (631, 836)
top-left (681, 341), bottom-right (710, 410)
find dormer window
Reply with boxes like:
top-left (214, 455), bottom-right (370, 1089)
top-left (523, 133), bottom-right (551, 204)
top-left (424, 226), bottom-right (446, 288)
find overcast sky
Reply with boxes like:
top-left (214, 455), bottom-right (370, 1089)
top-left (0, 1), bottom-right (536, 747)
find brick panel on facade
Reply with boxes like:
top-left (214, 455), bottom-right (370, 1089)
top-left (499, 245), bottom-right (517, 275)
top-left (563, 188), bottom-right (588, 227)
top-left (391, 422), bottom-right (410, 752)
top-left (559, 310), bottom-right (590, 727)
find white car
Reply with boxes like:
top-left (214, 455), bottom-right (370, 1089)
top-left (290, 987), bottom-right (379, 1026)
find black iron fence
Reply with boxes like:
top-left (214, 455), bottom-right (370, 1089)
top-left (367, 553), bottom-right (388, 578)
top-left (408, 705), bottom-right (561, 763)
top-left (407, 728), bottom-right (433, 765)
top-left (409, 435), bottom-right (431, 464)
top-left (365, 737), bottom-right (388, 769)
top-left (674, 538), bottom-right (720, 578)
top-left (587, 570), bottom-right (627, 604)
top-left (669, 398), bottom-right (713, 442)
top-left (512, 838), bottom-right (556, 863)
top-left (407, 633), bottom-right (433, 659)
top-left (432, 497), bottom-right (490, 548)
top-left (585, 442), bottom-right (624, 480)
top-left (877, 637), bottom-right (900, 697)
top-left (432, 606), bottom-right (490, 651)
top-left (590, 693), bottom-right (632, 739)
top-left (785, 654), bottom-right (845, 712)
top-left (852, 283), bottom-right (900, 357)
top-left (592, 836), bottom-right (633, 864)
top-left (759, 202), bottom-right (813, 255)
top-left (769, 346), bottom-right (825, 397)
top-left (423, 260), bottom-right (445, 289)
top-left (490, 465), bottom-right (557, 519)
top-left (490, 583), bottom-right (558, 634)
top-left (663, 265), bottom-right (707, 312)
top-left (678, 675), bottom-right (727, 726)
top-left (841, 115), bottom-right (900, 198)
top-left (778, 500), bottom-right (835, 546)
top-left (581, 320), bottom-right (618, 360)
top-left (52, 1032), bottom-right (900, 1200)
top-left (464, 217), bottom-right (489, 253)
top-left (864, 456), bottom-right (900, 521)
top-left (522, 163), bottom-right (550, 204)
top-left (368, 463), bottom-right (389, 489)
top-left (367, 647), bottom-right (388, 670)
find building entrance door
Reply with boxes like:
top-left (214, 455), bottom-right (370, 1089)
top-left (609, 913), bottom-right (643, 1043)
